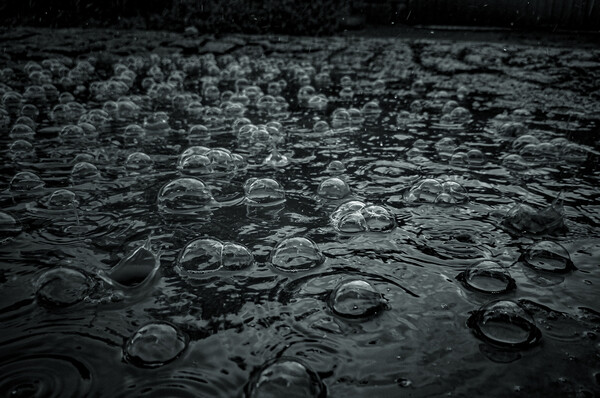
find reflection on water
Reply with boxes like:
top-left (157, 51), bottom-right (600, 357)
top-left (0, 30), bottom-right (599, 397)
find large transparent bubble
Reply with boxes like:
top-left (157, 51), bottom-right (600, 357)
top-left (35, 268), bottom-right (92, 309)
top-left (456, 260), bottom-right (516, 294)
top-left (317, 177), bottom-right (350, 199)
top-left (329, 279), bottom-right (388, 319)
top-left (330, 200), bottom-right (395, 233)
top-left (467, 300), bottom-right (541, 349)
top-left (404, 178), bottom-right (468, 204)
top-left (244, 178), bottom-right (285, 206)
top-left (246, 357), bottom-right (325, 398)
top-left (521, 241), bottom-right (574, 273)
top-left (157, 177), bottom-right (216, 214)
top-left (270, 237), bottom-right (324, 272)
top-left (124, 322), bottom-right (187, 368)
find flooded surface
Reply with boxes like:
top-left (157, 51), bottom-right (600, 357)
top-left (1, 28), bottom-right (600, 397)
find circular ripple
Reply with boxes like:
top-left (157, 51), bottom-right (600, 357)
top-left (124, 322), bottom-right (188, 368)
top-left (329, 279), bottom-right (388, 319)
top-left (0, 355), bottom-right (92, 398)
top-left (467, 300), bottom-right (542, 349)
top-left (270, 237), bottom-right (324, 272)
top-left (246, 357), bottom-right (325, 398)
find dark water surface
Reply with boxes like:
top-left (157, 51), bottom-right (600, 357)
top-left (0, 28), bottom-right (599, 397)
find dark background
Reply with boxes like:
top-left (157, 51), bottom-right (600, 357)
top-left (2, 0), bottom-right (599, 34)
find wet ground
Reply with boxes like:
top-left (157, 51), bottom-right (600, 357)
top-left (0, 27), bottom-right (600, 397)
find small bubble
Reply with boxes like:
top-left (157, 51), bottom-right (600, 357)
top-left (157, 177), bottom-right (215, 214)
top-left (457, 260), bottom-right (516, 294)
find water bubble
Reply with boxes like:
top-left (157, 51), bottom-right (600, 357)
top-left (512, 135), bottom-right (539, 151)
top-left (124, 322), bottom-right (187, 368)
top-left (502, 154), bottom-right (529, 171)
top-left (9, 123), bottom-right (35, 141)
top-left (125, 152), bottom-right (154, 175)
top-left (157, 177), bottom-right (215, 214)
top-left (521, 241), bottom-right (574, 273)
top-left (457, 260), bottom-right (516, 294)
top-left (9, 171), bottom-right (45, 192)
top-left (246, 357), bottom-right (325, 398)
top-left (9, 139), bottom-right (35, 161)
top-left (45, 189), bottom-right (78, 210)
top-left (404, 178), bottom-right (441, 203)
top-left (317, 177), bottom-right (350, 199)
top-left (143, 111), bottom-right (170, 136)
top-left (449, 106), bottom-right (471, 123)
top-left (326, 160), bottom-right (346, 174)
top-left (329, 279), bottom-right (388, 319)
top-left (313, 120), bottom-right (330, 134)
top-left (70, 162), bottom-right (100, 185)
top-left (176, 238), bottom-right (253, 277)
top-left (467, 300), bottom-right (542, 349)
top-left (244, 178), bottom-right (285, 206)
top-left (35, 268), bottom-right (92, 308)
top-left (0, 211), bottom-right (21, 244)
top-left (466, 149), bottom-right (486, 166)
top-left (330, 200), bottom-right (395, 233)
top-left (270, 237), bottom-right (324, 272)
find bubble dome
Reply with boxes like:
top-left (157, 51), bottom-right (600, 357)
top-left (244, 178), bottom-right (285, 206)
top-left (157, 177), bottom-right (216, 214)
top-left (270, 237), bottom-right (324, 272)
top-left (457, 260), bottom-right (516, 294)
top-left (404, 178), bottom-right (468, 204)
top-left (246, 357), bottom-right (325, 398)
top-left (521, 241), bottom-right (574, 273)
top-left (176, 238), bottom-right (253, 277)
top-left (330, 200), bottom-right (395, 233)
top-left (329, 279), bottom-right (388, 319)
top-left (35, 268), bottom-right (92, 308)
top-left (9, 171), bottom-right (45, 192)
top-left (317, 177), bottom-right (350, 199)
top-left (124, 322), bottom-right (187, 368)
top-left (467, 300), bottom-right (542, 349)
top-left (0, 211), bottom-right (22, 244)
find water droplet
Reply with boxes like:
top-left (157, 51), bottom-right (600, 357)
top-left (124, 322), bottom-right (187, 368)
top-left (330, 279), bottom-right (388, 319)
top-left (246, 357), bottom-right (324, 398)
top-left (467, 300), bottom-right (542, 349)
top-left (36, 268), bottom-right (92, 308)
top-left (270, 237), bottom-right (324, 272)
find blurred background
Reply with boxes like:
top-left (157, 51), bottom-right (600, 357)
top-left (1, 0), bottom-right (599, 34)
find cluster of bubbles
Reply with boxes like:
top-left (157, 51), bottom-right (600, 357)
top-left (176, 238), bottom-right (254, 277)
top-left (403, 178), bottom-right (468, 205)
top-left (330, 200), bottom-right (396, 233)
top-left (177, 145), bottom-right (246, 176)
